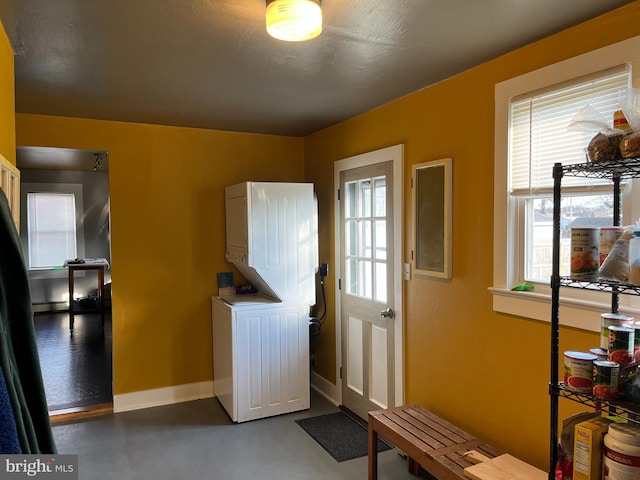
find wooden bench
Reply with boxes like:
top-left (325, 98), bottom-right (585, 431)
top-left (368, 404), bottom-right (500, 480)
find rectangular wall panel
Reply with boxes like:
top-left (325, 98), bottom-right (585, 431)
top-left (370, 324), bottom-right (388, 409)
top-left (347, 316), bottom-right (364, 395)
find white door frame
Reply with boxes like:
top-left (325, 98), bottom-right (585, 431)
top-left (333, 144), bottom-right (404, 407)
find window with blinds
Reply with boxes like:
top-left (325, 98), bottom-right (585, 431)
top-left (27, 192), bottom-right (77, 269)
top-left (508, 65), bottom-right (632, 283)
top-left (509, 65), bottom-right (631, 196)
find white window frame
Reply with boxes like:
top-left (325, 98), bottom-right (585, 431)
top-left (27, 191), bottom-right (78, 269)
top-left (492, 35), bottom-right (640, 333)
top-left (21, 183), bottom-right (85, 279)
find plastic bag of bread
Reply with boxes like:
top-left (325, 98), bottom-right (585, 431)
top-left (588, 130), bottom-right (624, 162)
top-left (619, 88), bottom-right (640, 158)
top-left (567, 104), bottom-right (624, 162)
top-left (599, 228), bottom-right (634, 282)
top-left (620, 133), bottom-right (640, 158)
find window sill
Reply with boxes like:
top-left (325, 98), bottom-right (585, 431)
top-left (28, 268), bottom-right (76, 280)
top-left (489, 287), bottom-right (640, 333)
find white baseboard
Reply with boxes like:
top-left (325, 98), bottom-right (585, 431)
top-left (114, 375), bottom-right (335, 414)
top-left (113, 381), bottom-right (214, 413)
top-left (33, 302), bottom-right (69, 313)
top-left (310, 370), bottom-right (339, 406)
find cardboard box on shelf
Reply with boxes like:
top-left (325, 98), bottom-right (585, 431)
top-left (573, 417), bottom-right (613, 480)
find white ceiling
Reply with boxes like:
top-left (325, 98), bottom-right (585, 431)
top-left (0, 0), bottom-right (634, 142)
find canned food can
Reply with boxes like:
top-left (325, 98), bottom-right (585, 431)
top-left (601, 313), bottom-right (635, 349)
top-left (609, 325), bottom-right (635, 367)
top-left (564, 351), bottom-right (597, 393)
top-left (590, 347), bottom-right (609, 361)
top-left (593, 360), bottom-right (619, 399)
top-left (600, 227), bottom-right (625, 265)
top-left (571, 227), bottom-right (600, 280)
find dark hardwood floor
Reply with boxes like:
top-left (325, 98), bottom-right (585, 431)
top-left (34, 310), bottom-right (112, 412)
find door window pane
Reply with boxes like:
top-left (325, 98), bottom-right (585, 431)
top-left (358, 179), bottom-right (371, 217)
top-left (358, 220), bottom-right (372, 258)
top-left (346, 258), bottom-right (357, 295)
top-left (345, 220), bottom-right (357, 256)
top-left (374, 220), bottom-right (386, 260)
top-left (373, 176), bottom-right (386, 217)
top-left (374, 262), bottom-right (387, 303)
top-left (358, 260), bottom-right (372, 298)
top-left (345, 181), bottom-right (357, 218)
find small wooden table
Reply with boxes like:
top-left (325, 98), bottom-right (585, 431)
top-left (368, 404), bottom-right (500, 480)
top-left (65, 259), bottom-right (109, 331)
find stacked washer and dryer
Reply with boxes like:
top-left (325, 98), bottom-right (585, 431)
top-left (211, 182), bottom-right (318, 422)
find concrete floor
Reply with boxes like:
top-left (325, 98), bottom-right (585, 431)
top-left (52, 389), bottom-right (428, 480)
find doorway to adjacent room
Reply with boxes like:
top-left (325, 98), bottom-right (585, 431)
top-left (17, 146), bottom-right (113, 416)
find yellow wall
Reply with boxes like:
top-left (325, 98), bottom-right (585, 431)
top-left (0, 21), bottom-right (15, 163)
top-left (16, 114), bottom-right (304, 395)
top-left (11, 1), bottom-right (640, 471)
top-left (304, 2), bottom-right (640, 470)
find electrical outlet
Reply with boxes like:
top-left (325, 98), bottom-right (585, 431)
top-left (320, 263), bottom-right (329, 278)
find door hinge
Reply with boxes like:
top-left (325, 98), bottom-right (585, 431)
top-left (338, 278), bottom-right (341, 290)
top-left (339, 367), bottom-right (343, 379)
top-left (411, 250), bottom-right (414, 261)
top-left (411, 177), bottom-right (414, 188)
top-left (337, 188), bottom-right (340, 201)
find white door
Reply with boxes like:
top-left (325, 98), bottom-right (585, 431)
top-left (335, 145), bottom-right (403, 420)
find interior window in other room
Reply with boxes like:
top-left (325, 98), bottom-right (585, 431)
top-left (27, 192), bottom-right (78, 269)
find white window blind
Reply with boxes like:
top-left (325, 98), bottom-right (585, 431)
top-left (510, 65), bottom-right (631, 195)
top-left (27, 192), bottom-right (77, 269)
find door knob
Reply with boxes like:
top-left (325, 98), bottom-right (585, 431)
top-left (380, 308), bottom-right (394, 318)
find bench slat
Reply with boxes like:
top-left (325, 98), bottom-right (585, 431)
top-left (406, 407), bottom-right (474, 442)
top-left (378, 412), bottom-right (448, 451)
top-left (397, 409), bottom-right (468, 445)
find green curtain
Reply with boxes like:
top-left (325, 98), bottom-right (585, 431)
top-left (0, 188), bottom-right (56, 454)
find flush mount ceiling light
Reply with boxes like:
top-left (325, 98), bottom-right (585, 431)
top-left (266, 0), bottom-right (322, 42)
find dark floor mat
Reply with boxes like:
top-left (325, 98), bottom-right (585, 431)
top-left (295, 411), bottom-right (392, 462)
top-left (34, 312), bottom-right (112, 410)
